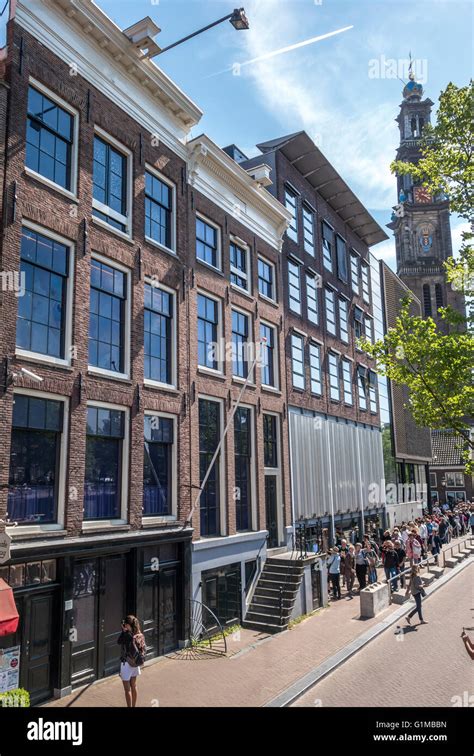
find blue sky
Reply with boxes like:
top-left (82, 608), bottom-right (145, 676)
top-left (21, 1), bottom-right (474, 265)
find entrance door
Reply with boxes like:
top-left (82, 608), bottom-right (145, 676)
top-left (159, 568), bottom-right (178, 654)
top-left (21, 590), bottom-right (57, 705)
top-left (71, 555), bottom-right (126, 687)
top-left (265, 475), bottom-right (279, 548)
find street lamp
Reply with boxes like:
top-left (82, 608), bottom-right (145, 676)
top-left (147, 8), bottom-right (249, 58)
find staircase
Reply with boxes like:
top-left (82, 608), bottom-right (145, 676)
top-left (243, 556), bottom-right (304, 634)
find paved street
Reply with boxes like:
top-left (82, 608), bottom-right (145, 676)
top-left (292, 562), bottom-right (474, 707)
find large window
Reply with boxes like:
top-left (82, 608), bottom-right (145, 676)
top-left (260, 322), bottom-right (277, 388)
top-left (144, 283), bottom-right (174, 385)
top-left (92, 133), bottom-right (129, 233)
top-left (198, 293), bottom-right (220, 371)
top-left (354, 306), bottom-right (364, 347)
top-left (357, 366), bottom-right (367, 410)
top-left (8, 394), bottom-right (64, 525)
top-left (258, 257), bottom-right (275, 301)
top-left (234, 407), bottom-right (253, 532)
top-left (196, 216), bottom-right (220, 269)
top-left (423, 284), bottom-right (432, 317)
top-left (309, 342), bottom-right (322, 395)
top-left (342, 359), bottom-right (353, 404)
top-left (291, 333), bottom-right (305, 390)
top-left (288, 260), bottom-right (302, 314)
top-left (322, 222), bottom-right (334, 272)
top-left (230, 241), bottom-right (249, 292)
top-left (368, 371), bottom-right (378, 413)
top-left (325, 288), bottom-right (336, 335)
top-left (84, 405), bottom-right (125, 520)
top-left (306, 272), bottom-right (319, 324)
top-left (145, 170), bottom-right (174, 250)
top-left (263, 414), bottom-right (278, 468)
top-left (199, 398), bottom-right (221, 537)
top-left (364, 315), bottom-right (373, 345)
top-left (361, 262), bottom-right (370, 303)
top-left (143, 415), bottom-right (174, 517)
top-left (351, 252), bottom-right (360, 295)
top-left (26, 84), bottom-right (74, 191)
top-left (232, 310), bottom-right (250, 378)
top-left (89, 258), bottom-right (127, 375)
top-left (328, 352), bottom-right (340, 401)
top-left (284, 186), bottom-right (298, 243)
top-left (339, 298), bottom-right (349, 343)
top-left (303, 204), bottom-right (315, 254)
top-left (336, 235), bottom-right (348, 282)
top-left (16, 226), bottom-right (69, 360)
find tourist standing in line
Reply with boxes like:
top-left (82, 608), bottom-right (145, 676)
top-left (354, 543), bottom-right (368, 591)
top-left (344, 544), bottom-right (356, 597)
top-left (327, 547), bottom-right (341, 600)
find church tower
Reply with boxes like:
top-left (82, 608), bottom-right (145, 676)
top-left (387, 67), bottom-right (465, 327)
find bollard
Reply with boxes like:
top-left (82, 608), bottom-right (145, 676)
top-left (360, 581), bottom-right (390, 618)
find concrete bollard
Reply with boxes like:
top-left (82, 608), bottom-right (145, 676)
top-left (360, 581), bottom-right (390, 618)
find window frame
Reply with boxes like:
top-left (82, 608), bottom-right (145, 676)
top-left (328, 351), bottom-right (340, 402)
top-left (143, 410), bottom-right (177, 522)
top-left (230, 237), bottom-right (251, 294)
top-left (290, 332), bottom-right (305, 390)
top-left (197, 290), bottom-right (224, 376)
top-left (357, 366), bottom-right (368, 411)
top-left (338, 296), bottom-right (349, 344)
top-left (324, 287), bottom-right (337, 336)
top-left (306, 271), bottom-right (319, 325)
top-left (284, 185), bottom-right (299, 243)
top-left (198, 394), bottom-right (226, 538)
top-left (302, 203), bottom-right (315, 255)
top-left (335, 234), bottom-right (348, 283)
top-left (361, 261), bottom-right (371, 304)
top-left (234, 403), bottom-right (257, 533)
top-left (260, 320), bottom-right (279, 389)
top-left (288, 258), bottom-right (302, 315)
top-left (25, 77), bottom-right (79, 200)
top-left (341, 358), bottom-right (353, 405)
top-left (83, 400), bottom-right (130, 529)
top-left (309, 341), bottom-right (322, 396)
top-left (350, 251), bottom-right (360, 295)
top-left (88, 252), bottom-right (132, 380)
top-left (144, 279), bottom-right (177, 390)
top-left (368, 370), bottom-right (378, 414)
top-left (257, 255), bottom-right (276, 303)
top-left (196, 212), bottom-right (222, 271)
top-left (231, 306), bottom-right (252, 380)
top-left (321, 221), bottom-right (334, 272)
top-left (144, 164), bottom-right (177, 255)
top-left (92, 126), bottom-right (133, 239)
top-left (16, 220), bottom-right (75, 368)
top-left (7, 388), bottom-right (69, 535)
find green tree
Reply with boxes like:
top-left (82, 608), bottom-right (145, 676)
top-left (363, 81), bottom-right (474, 469)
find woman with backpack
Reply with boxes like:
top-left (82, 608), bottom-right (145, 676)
top-left (405, 566), bottom-right (428, 626)
top-left (117, 615), bottom-right (146, 707)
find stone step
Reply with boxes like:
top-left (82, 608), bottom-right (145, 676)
top-left (266, 557), bottom-right (304, 568)
top-left (444, 557), bottom-right (459, 568)
top-left (422, 573), bottom-right (435, 585)
top-left (246, 609), bottom-right (289, 624)
top-left (262, 564), bottom-right (304, 576)
top-left (427, 566), bottom-right (444, 579)
top-left (261, 569), bottom-right (302, 583)
top-left (391, 589), bottom-right (410, 605)
top-left (242, 619), bottom-right (287, 634)
top-left (258, 578), bottom-right (301, 591)
top-left (254, 586), bottom-right (299, 600)
top-left (248, 602), bottom-right (292, 618)
top-left (458, 549), bottom-right (471, 558)
top-left (249, 593), bottom-right (294, 608)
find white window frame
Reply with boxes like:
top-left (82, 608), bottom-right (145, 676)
top-left (197, 289), bottom-right (224, 376)
top-left (231, 304), bottom-right (254, 382)
top-left (82, 400), bottom-right (130, 530)
top-left (350, 251), bottom-right (360, 295)
top-left (16, 220), bottom-right (75, 368)
top-left (143, 410), bottom-right (178, 523)
top-left (342, 359), bottom-right (353, 405)
top-left (234, 402), bottom-right (257, 532)
top-left (328, 352), bottom-right (340, 402)
top-left (145, 163), bottom-right (177, 256)
top-left (357, 367), bottom-right (368, 411)
top-left (325, 287), bottom-right (337, 336)
top-left (338, 296), bottom-right (349, 343)
top-left (7, 388), bottom-right (69, 537)
top-left (284, 185), bottom-right (299, 243)
top-left (288, 259), bottom-right (302, 315)
top-left (230, 236), bottom-right (251, 294)
top-left (88, 252), bottom-right (132, 381)
top-left (25, 77), bottom-right (80, 201)
top-left (291, 332), bottom-right (305, 390)
top-left (144, 278), bottom-right (177, 391)
top-left (429, 472), bottom-right (437, 487)
top-left (196, 212), bottom-right (222, 272)
top-left (361, 261), bottom-right (371, 304)
top-left (364, 315), bottom-right (374, 345)
top-left (302, 203), bottom-right (315, 255)
top-left (309, 341), bottom-right (322, 396)
top-left (260, 319), bottom-right (279, 390)
top-left (322, 221), bottom-right (334, 272)
top-left (306, 271), bottom-right (319, 325)
top-left (257, 255), bottom-right (276, 303)
top-left (92, 125), bottom-right (133, 240)
top-left (197, 393), bottom-right (227, 538)
top-left (445, 471), bottom-right (465, 487)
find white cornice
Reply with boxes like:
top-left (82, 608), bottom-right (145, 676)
top-left (16, 0), bottom-right (203, 157)
top-left (187, 136), bottom-right (291, 250)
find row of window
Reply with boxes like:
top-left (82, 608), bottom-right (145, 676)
top-left (7, 391), bottom-right (280, 538)
top-left (289, 334), bottom-right (378, 411)
top-left (284, 186), bottom-right (371, 303)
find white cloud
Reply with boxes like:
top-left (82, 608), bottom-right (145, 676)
top-left (372, 238), bottom-right (396, 270)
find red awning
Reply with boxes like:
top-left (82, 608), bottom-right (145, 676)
top-left (0, 578), bottom-right (19, 637)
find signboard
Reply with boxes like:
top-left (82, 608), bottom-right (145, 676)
top-left (0, 645), bottom-right (20, 693)
top-left (0, 531), bottom-right (11, 565)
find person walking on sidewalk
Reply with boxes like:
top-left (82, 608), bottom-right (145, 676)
top-left (354, 543), bottom-right (368, 591)
top-left (117, 615), bottom-right (146, 707)
top-left (327, 547), bottom-right (341, 600)
top-left (344, 544), bottom-right (356, 597)
top-left (405, 566), bottom-right (428, 626)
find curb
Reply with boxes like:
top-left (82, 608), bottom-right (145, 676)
top-left (264, 555), bottom-right (473, 707)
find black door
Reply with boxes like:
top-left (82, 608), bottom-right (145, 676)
top-left (265, 475), bottom-right (279, 548)
top-left (159, 568), bottom-right (178, 654)
top-left (21, 589), bottom-right (57, 705)
top-left (100, 555), bottom-right (126, 677)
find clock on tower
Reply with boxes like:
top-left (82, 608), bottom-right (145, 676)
top-left (413, 186), bottom-right (432, 204)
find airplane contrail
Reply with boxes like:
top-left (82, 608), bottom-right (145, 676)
top-left (205, 25), bottom-right (354, 78)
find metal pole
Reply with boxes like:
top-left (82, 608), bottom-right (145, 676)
top-left (149, 13), bottom-right (233, 57)
top-left (185, 342), bottom-right (264, 527)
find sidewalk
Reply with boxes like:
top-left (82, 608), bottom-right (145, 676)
top-left (45, 535), bottom-right (471, 708)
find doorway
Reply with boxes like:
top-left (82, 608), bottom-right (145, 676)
top-left (265, 475), bottom-right (279, 548)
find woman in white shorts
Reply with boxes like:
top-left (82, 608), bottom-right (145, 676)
top-left (117, 615), bottom-right (145, 707)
